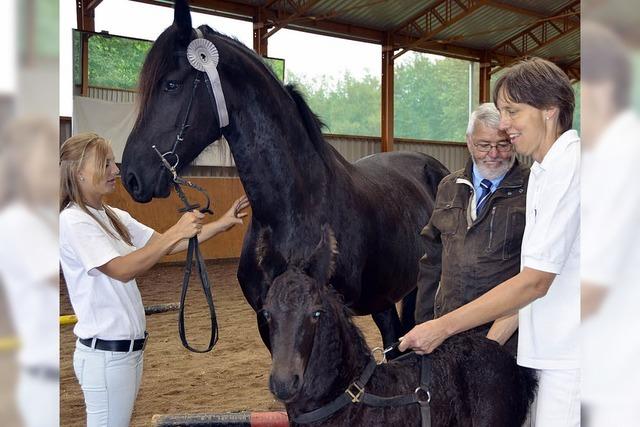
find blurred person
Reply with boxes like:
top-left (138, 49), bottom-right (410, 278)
top-left (415, 102), bottom-right (529, 358)
top-left (0, 117), bottom-right (59, 427)
top-left (581, 22), bottom-right (640, 427)
top-left (400, 58), bottom-right (580, 427)
top-left (59, 133), bottom-right (249, 427)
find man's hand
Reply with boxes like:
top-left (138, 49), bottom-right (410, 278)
top-left (398, 318), bottom-right (451, 354)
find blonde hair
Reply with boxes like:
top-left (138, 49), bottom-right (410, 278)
top-left (60, 133), bottom-right (133, 245)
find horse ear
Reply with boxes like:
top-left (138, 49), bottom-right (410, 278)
top-left (305, 224), bottom-right (338, 286)
top-left (173, 0), bottom-right (193, 44)
top-left (256, 227), bottom-right (287, 283)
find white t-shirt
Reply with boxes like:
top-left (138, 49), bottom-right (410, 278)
top-left (0, 202), bottom-right (59, 367)
top-left (59, 203), bottom-right (154, 340)
top-left (517, 129), bottom-right (580, 370)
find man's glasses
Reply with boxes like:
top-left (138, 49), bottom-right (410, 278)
top-left (473, 141), bottom-right (512, 152)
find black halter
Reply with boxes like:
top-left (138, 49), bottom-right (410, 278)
top-left (150, 35), bottom-right (226, 353)
top-left (292, 353), bottom-right (433, 426)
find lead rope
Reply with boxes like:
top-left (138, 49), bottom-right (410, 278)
top-left (153, 147), bottom-right (219, 353)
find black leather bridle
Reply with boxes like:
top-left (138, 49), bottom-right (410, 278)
top-left (150, 28), bottom-right (228, 353)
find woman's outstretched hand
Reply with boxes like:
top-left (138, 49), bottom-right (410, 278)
top-left (219, 195), bottom-right (250, 230)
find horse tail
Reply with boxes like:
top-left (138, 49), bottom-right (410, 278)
top-left (422, 156), bottom-right (450, 198)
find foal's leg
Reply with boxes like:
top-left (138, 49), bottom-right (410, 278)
top-left (371, 306), bottom-right (403, 360)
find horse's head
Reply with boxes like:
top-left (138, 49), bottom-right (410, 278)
top-left (121, 0), bottom-right (230, 202)
top-left (258, 225), bottom-right (343, 402)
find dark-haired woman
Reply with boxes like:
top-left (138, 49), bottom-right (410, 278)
top-left (59, 133), bottom-right (249, 427)
top-left (400, 58), bottom-right (579, 426)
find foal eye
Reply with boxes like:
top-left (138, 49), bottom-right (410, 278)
top-left (164, 81), bottom-right (180, 92)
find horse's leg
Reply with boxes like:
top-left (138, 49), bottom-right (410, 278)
top-left (237, 223), bottom-right (272, 351)
top-left (400, 288), bottom-right (418, 335)
top-left (371, 306), bottom-right (403, 360)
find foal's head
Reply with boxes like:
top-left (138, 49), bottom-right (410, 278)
top-left (258, 225), bottom-right (352, 402)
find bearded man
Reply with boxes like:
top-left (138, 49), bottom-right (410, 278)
top-left (414, 103), bottom-right (529, 356)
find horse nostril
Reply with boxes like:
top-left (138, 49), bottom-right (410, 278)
top-left (269, 373), bottom-right (302, 401)
top-left (125, 172), bottom-right (140, 196)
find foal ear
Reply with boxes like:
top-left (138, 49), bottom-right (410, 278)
top-left (305, 224), bottom-right (338, 286)
top-left (256, 227), bottom-right (287, 283)
top-left (173, 0), bottom-right (193, 44)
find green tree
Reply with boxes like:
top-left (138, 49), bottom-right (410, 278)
top-left (394, 55), bottom-right (469, 141)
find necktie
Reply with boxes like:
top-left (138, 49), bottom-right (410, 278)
top-left (476, 179), bottom-right (493, 215)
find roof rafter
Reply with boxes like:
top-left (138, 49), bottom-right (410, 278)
top-left (391, 0), bottom-right (488, 59)
top-left (490, 0), bottom-right (580, 67)
top-left (262, 0), bottom-right (323, 39)
top-left (484, 1), bottom-right (547, 20)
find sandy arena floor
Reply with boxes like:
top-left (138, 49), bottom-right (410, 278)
top-left (59, 259), bottom-right (383, 426)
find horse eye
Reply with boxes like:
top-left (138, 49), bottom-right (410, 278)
top-left (164, 81), bottom-right (180, 92)
top-left (261, 310), bottom-right (271, 321)
top-left (311, 310), bottom-right (322, 319)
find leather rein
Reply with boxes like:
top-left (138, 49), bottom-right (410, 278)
top-left (151, 27), bottom-right (228, 353)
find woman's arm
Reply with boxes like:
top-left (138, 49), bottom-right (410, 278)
top-left (97, 210), bottom-right (204, 282)
top-left (399, 267), bottom-right (555, 353)
top-left (167, 195), bottom-right (250, 254)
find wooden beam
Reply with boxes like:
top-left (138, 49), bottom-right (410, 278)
top-left (76, 1), bottom-right (97, 96)
top-left (80, 32), bottom-right (90, 96)
top-left (490, 0), bottom-right (580, 67)
top-left (391, 0), bottom-right (488, 58)
top-left (131, 0), bottom-right (257, 21)
top-left (484, 1), bottom-right (547, 20)
top-left (264, 0), bottom-right (322, 39)
top-left (86, 0), bottom-right (104, 11)
top-left (478, 50), bottom-right (491, 102)
top-left (381, 32), bottom-right (394, 153)
top-left (253, 8), bottom-right (269, 56)
top-left (76, 0), bottom-right (96, 31)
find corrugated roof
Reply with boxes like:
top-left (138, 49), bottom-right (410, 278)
top-left (131, 0), bottom-right (580, 74)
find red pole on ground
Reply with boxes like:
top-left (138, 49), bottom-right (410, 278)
top-left (250, 411), bottom-right (288, 427)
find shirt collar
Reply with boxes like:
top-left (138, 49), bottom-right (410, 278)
top-left (472, 163), bottom-right (507, 190)
top-left (535, 129), bottom-right (580, 174)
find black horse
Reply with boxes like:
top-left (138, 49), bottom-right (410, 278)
top-left (120, 0), bottom-right (449, 351)
top-left (259, 226), bottom-right (537, 427)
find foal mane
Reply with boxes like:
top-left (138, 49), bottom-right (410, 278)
top-left (322, 285), bottom-right (371, 360)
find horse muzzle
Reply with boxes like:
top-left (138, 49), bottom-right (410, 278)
top-left (269, 372), bottom-right (302, 402)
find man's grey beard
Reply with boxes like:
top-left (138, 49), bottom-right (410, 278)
top-left (473, 154), bottom-right (516, 181)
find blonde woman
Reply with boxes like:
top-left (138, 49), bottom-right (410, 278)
top-left (59, 133), bottom-right (249, 427)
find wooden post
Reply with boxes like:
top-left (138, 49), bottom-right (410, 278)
top-left (479, 50), bottom-right (491, 103)
top-left (381, 32), bottom-right (394, 153)
top-left (76, 1), bottom-right (97, 97)
top-left (253, 9), bottom-right (268, 56)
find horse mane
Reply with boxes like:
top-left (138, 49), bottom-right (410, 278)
top-left (283, 85), bottom-right (336, 168)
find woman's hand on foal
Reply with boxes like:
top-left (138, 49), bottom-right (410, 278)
top-left (398, 318), bottom-right (450, 354)
top-left (171, 210), bottom-right (205, 240)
